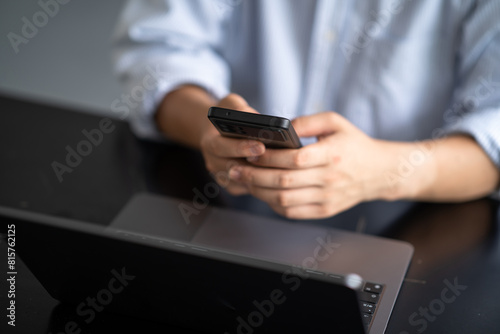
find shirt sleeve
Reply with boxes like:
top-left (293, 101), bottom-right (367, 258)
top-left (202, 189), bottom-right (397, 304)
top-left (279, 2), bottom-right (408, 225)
top-left (442, 0), bottom-right (500, 197)
top-left (112, 0), bottom-right (232, 140)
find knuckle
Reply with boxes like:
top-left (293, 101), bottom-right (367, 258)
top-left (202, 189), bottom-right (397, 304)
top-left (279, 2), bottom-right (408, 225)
top-left (215, 171), bottom-right (230, 187)
top-left (241, 168), bottom-right (253, 183)
top-left (323, 172), bottom-right (338, 184)
top-left (276, 192), bottom-right (289, 207)
top-left (317, 204), bottom-right (334, 218)
top-left (327, 111), bottom-right (348, 129)
top-left (327, 111), bottom-right (339, 123)
top-left (281, 207), bottom-right (296, 219)
top-left (269, 204), bottom-right (282, 216)
top-left (292, 150), bottom-right (308, 168)
top-left (226, 159), bottom-right (241, 170)
top-left (218, 94), bottom-right (234, 106)
top-left (277, 172), bottom-right (293, 187)
top-left (322, 113), bottom-right (335, 129)
top-left (219, 93), bottom-right (247, 109)
top-left (237, 140), bottom-right (251, 154)
top-left (225, 93), bottom-right (238, 100)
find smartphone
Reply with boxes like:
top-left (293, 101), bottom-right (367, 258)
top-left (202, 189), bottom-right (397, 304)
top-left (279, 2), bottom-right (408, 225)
top-left (207, 107), bottom-right (302, 149)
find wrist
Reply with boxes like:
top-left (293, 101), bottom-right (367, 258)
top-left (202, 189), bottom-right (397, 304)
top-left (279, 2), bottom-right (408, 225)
top-left (156, 85), bottom-right (216, 149)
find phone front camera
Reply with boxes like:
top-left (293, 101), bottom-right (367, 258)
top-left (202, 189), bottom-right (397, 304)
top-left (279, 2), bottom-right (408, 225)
top-left (226, 112), bottom-right (230, 116)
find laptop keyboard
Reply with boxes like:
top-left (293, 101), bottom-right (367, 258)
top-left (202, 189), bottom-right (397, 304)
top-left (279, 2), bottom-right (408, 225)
top-left (359, 282), bottom-right (384, 331)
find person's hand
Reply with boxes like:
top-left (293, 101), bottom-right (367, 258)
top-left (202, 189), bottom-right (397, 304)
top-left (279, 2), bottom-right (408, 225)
top-left (228, 112), bottom-right (397, 219)
top-left (200, 94), bottom-right (266, 195)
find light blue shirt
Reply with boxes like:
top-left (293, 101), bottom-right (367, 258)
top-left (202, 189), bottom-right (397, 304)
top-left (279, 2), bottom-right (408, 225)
top-left (112, 0), bottom-right (500, 174)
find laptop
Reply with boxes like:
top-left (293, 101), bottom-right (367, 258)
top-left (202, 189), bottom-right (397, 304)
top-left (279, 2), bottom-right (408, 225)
top-left (0, 193), bottom-right (413, 333)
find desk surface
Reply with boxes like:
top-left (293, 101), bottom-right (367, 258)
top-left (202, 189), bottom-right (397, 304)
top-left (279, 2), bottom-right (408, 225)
top-left (0, 94), bottom-right (499, 334)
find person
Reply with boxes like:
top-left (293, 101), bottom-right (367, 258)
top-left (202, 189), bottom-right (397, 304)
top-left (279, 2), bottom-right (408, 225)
top-left (112, 0), bottom-right (500, 219)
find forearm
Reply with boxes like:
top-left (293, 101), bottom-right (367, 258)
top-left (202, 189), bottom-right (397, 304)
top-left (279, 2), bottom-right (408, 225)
top-left (383, 135), bottom-right (499, 202)
top-left (155, 85), bottom-right (216, 149)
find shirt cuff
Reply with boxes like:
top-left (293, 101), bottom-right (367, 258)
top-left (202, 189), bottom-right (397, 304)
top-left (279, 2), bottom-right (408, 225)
top-left (116, 51), bottom-right (230, 141)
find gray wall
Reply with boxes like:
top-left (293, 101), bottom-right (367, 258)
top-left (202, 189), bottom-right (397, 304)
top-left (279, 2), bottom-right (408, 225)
top-left (0, 0), bottom-right (124, 117)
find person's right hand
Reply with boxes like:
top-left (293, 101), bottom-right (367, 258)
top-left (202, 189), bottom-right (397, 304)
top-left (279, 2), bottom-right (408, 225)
top-left (199, 93), bottom-right (266, 195)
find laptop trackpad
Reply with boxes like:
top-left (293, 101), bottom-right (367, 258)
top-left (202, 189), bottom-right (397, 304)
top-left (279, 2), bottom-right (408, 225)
top-left (192, 207), bottom-right (335, 265)
top-left (110, 194), bottom-right (334, 266)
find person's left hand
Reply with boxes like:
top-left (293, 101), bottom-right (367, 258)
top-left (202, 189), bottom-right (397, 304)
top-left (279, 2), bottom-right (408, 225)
top-left (228, 112), bottom-right (398, 219)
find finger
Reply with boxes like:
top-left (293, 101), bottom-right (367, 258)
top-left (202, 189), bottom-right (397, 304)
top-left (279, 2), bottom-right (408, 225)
top-left (292, 111), bottom-right (353, 138)
top-left (217, 93), bottom-right (259, 114)
top-left (212, 167), bottom-right (249, 194)
top-left (229, 165), bottom-right (326, 188)
top-left (247, 186), bottom-right (325, 208)
top-left (270, 203), bottom-right (336, 220)
top-left (207, 158), bottom-right (249, 195)
top-left (203, 135), bottom-right (265, 158)
top-left (246, 143), bottom-right (331, 169)
top-left (205, 157), bottom-right (249, 181)
top-left (224, 182), bottom-right (249, 196)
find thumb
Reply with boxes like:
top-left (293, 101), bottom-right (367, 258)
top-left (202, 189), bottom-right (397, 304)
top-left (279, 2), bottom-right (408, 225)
top-left (217, 93), bottom-right (259, 114)
top-left (292, 112), bottom-right (352, 138)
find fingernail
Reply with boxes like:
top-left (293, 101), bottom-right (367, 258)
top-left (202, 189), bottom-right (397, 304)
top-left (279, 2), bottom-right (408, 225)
top-left (229, 167), bottom-right (242, 181)
top-left (248, 144), bottom-right (264, 156)
top-left (247, 156), bottom-right (259, 163)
